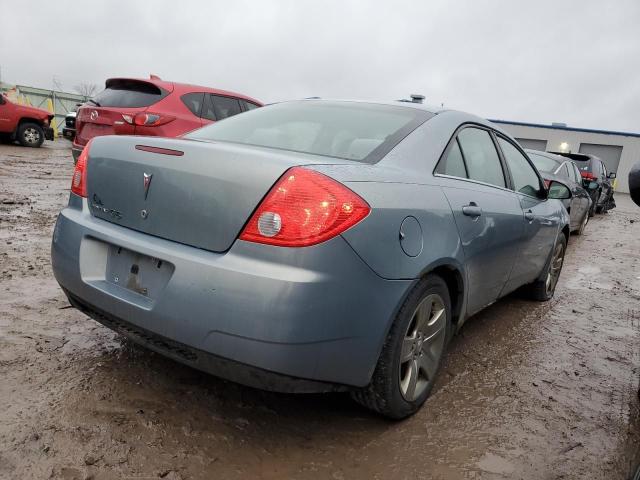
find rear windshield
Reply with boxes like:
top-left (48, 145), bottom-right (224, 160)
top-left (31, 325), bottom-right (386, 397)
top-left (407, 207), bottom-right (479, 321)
top-left (92, 79), bottom-right (167, 108)
top-left (528, 152), bottom-right (560, 173)
top-left (574, 160), bottom-right (592, 172)
top-left (186, 101), bottom-right (432, 163)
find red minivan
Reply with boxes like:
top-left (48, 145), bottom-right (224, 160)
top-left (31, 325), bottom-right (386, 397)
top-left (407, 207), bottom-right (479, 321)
top-left (72, 75), bottom-right (262, 161)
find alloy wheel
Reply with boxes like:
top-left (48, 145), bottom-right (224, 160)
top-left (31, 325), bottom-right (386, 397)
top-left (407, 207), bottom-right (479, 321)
top-left (545, 242), bottom-right (565, 295)
top-left (24, 127), bottom-right (41, 145)
top-left (399, 294), bottom-right (447, 401)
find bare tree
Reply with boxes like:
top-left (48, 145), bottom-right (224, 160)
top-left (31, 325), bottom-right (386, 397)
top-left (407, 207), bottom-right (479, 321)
top-left (74, 82), bottom-right (98, 98)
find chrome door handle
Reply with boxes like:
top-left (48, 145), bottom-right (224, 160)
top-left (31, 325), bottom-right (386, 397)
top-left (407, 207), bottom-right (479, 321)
top-left (524, 210), bottom-right (535, 222)
top-left (462, 204), bottom-right (482, 217)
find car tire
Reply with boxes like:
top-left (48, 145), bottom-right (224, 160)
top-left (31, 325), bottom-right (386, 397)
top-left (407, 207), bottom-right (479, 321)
top-left (576, 210), bottom-right (589, 235)
top-left (17, 122), bottom-right (45, 148)
top-left (524, 234), bottom-right (567, 302)
top-left (351, 275), bottom-right (452, 419)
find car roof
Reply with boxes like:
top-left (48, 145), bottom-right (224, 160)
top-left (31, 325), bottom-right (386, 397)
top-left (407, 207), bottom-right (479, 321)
top-left (286, 97), bottom-right (445, 114)
top-left (105, 76), bottom-right (262, 105)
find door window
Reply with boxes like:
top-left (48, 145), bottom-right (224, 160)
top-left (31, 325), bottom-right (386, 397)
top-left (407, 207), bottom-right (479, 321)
top-left (435, 139), bottom-right (467, 178)
top-left (210, 95), bottom-right (243, 120)
top-left (497, 137), bottom-right (542, 197)
top-left (241, 100), bottom-right (260, 111)
top-left (457, 128), bottom-right (505, 187)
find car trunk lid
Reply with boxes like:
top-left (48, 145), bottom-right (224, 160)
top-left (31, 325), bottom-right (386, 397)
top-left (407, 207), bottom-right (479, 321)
top-left (86, 136), bottom-right (346, 252)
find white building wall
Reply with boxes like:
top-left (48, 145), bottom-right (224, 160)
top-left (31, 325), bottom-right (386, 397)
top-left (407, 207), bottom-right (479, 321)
top-left (493, 123), bottom-right (640, 193)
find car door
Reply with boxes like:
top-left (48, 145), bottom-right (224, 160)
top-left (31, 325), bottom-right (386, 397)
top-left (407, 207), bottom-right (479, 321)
top-left (599, 160), bottom-right (613, 201)
top-left (569, 162), bottom-right (589, 221)
top-left (496, 136), bottom-right (559, 289)
top-left (0, 95), bottom-right (17, 133)
top-left (557, 162), bottom-right (582, 230)
top-left (434, 126), bottom-right (523, 315)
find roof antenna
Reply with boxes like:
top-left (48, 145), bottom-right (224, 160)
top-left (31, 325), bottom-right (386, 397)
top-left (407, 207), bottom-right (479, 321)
top-left (150, 74), bottom-right (162, 80)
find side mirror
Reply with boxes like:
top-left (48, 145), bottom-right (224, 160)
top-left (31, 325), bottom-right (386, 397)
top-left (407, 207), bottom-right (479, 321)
top-left (630, 162), bottom-right (640, 207)
top-left (548, 180), bottom-right (571, 200)
top-left (608, 172), bottom-right (616, 179)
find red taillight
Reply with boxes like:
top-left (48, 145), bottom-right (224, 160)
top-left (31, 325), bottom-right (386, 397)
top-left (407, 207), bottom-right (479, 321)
top-left (133, 112), bottom-right (175, 127)
top-left (239, 167), bottom-right (370, 247)
top-left (580, 171), bottom-right (597, 181)
top-left (71, 139), bottom-right (93, 197)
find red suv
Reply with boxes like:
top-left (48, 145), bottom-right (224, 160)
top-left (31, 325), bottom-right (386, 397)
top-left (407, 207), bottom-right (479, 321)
top-left (72, 75), bottom-right (262, 161)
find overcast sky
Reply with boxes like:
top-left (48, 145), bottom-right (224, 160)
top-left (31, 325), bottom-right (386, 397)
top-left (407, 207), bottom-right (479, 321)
top-left (2, 0), bottom-right (639, 131)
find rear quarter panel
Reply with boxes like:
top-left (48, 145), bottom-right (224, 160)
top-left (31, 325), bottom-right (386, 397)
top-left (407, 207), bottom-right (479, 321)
top-left (336, 180), bottom-right (464, 281)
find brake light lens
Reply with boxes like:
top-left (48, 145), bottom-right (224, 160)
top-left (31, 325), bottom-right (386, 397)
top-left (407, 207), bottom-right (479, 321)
top-left (239, 167), bottom-right (370, 247)
top-left (71, 139), bottom-right (93, 197)
top-left (132, 112), bottom-right (175, 127)
top-left (580, 171), bottom-right (597, 181)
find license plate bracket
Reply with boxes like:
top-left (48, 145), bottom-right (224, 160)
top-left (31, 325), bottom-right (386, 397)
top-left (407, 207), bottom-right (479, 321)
top-left (105, 245), bottom-right (173, 299)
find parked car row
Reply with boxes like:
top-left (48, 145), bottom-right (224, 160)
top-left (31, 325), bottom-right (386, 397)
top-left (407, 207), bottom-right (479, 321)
top-left (52, 97), bottom-right (579, 419)
top-left (527, 148), bottom-right (616, 231)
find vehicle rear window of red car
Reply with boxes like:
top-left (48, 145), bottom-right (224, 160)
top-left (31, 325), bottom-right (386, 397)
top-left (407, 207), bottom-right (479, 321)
top-left (92, 79), bottom-right (168, 108)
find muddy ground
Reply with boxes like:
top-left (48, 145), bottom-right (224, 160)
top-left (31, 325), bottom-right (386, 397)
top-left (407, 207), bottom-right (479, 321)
top-left (0, 140), bottom-right (638, 480)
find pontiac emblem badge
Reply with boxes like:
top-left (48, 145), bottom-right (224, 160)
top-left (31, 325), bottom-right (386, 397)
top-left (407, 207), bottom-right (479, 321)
top-left (143, 173), bottom-right (153, 200)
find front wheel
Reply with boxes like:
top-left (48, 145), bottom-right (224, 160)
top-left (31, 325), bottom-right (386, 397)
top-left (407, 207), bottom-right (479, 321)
top-left (524, 234), bottom-right (567, 301)
top-left (351, 276), bottom-right (452, 419)
top-left (17, 122), bottom-right (45, 148)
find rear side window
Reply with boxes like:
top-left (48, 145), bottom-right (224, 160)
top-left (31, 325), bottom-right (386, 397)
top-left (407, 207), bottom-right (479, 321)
top-left (241, 100), bottom-right (260, 111)
top-left (529, 153), bottom-right (558, 172)
top-left (528, 152), bottom-right (560, 173)
top-left (211, 95), bottom-right (242, 120)
top-left (572, 163), bottom-right (582, 182)
top-left (457, 128), bottom-right (505, 188)
top-left (435, 139), bottom-right (467, 178)
top-left (497, 138), bottom-right (542, 197)
top-left (575, 160), bottom-right (591, 172)
top-left (559, 163), bottom-right (571, 180)
top-left (181, 92), bottom-right (204, 117)
top-left (92, 80), bottom-right (167, 108)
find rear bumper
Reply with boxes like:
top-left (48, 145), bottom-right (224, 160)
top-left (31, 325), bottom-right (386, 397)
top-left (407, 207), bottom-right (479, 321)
top-left (62, 127), bottom-right (75, 140)
top-left (51, 198), bottom-right (411, 390)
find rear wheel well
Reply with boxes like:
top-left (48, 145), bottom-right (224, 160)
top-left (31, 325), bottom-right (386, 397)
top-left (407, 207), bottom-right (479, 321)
top-left (427, 266), bottom-right (464, 326)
